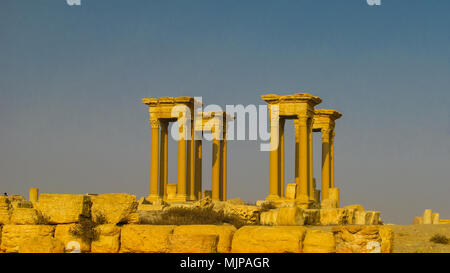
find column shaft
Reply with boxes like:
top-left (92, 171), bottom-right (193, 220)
top-left (188, 120), bottom-right (196, 200)
top-left (268, 106), bottom-right (279, 200)
top-left (177, 120), bottom-right (187, 200)
top-left (330, 131), bottom-right (335, 188)
top-left (279, 119), bottom-right (285, 197)
top-left (308, 120), bottom-right (314, 200)
top-left (150, 119), bottom-right (160, 199)
top-left (159, 121), bottom-right (168, 199)
top-left (221, 133), bottom-right (227, 201)
top-left (296, 117), bottom-right (309, 203)
top-left (212, 137), bottom-right (221, 201)
top-left (194, 139), bottom-right (202, 200)
top-left (321, 128), bottom-right (331, 201)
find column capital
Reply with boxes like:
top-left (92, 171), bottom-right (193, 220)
top-left (150, 118), bottom-right (160, 129)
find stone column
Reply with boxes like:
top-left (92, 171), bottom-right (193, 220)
top-left (212, 128), bottom-right (221, 201)
top-left (176, 116), bottom-right (187, 201)
top-left (221, 131), bottom-right (228, 201)
top-left (321, 127), bottom-right (331, 201)
top-left (267, 105), bottom-right (280, 200)
top-left (194, 139), bottom-right (202, 200)
top-left (278, 118), bottom-right (285, 198)
top-left (149, 118), bottom-right (160, 201)
top-left (29, 188), bottom-right (39, 203)
top-left (159, 120), bottom-right (168, 199)
top-left (296, 116), bottom-right (310, 204)
top-left (294, 120), bottom-right (299, 191)
top-left (188, 120), bottom-right (196, 201)
top-left (308, 118), bottom-right (314, 201)
top-left (330, 131), bottom-right (335, 188)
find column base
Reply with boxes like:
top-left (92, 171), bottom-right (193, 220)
top-left (296, 194), bottom-right (312, 209)
top-left (171, 194), bottom-right (188, 202)
top-left (147, 194), bottom-right (162, 202)
top-left (265, 195), bottom-right (281, 201)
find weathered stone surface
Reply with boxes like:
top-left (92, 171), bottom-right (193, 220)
top-left (173, 225), bottom-right (236, 253)
top-left (10, 208), bottom-right (42, 225)
top-left (0, 225), bottom-right (55, 253)
top-left (91, 193), bottom-right (138, 224)
top-left (285, 183), bottom-right (297, 200)
top-left (91, 224), bottom-right (121, 253)
top-left (332, 225), bottom-right (393, 253)
top-left (169, 234), bottom-right (218, 253)
top-left (321, 199), bottom-right (338, 209)
top-left (19, 237), bottom-right (65, 253)
top-left (223, 204), bottom-right (261, 224)
top-left (413, 216), bottom-right (424, 224)
top-left (320, 208), bottom-right (349, 225)
top-left (36, 194), bottom-right (91, 224)
top-left (54, 224), bottom-right (91, 253)
top-left (232, 226), bottom-right (306, 253)
top-left (354, 211), bottom-right (371, 225)
top-left (303, 209), bottom-right (321, 225)
top-left (423, 209), bottom-right (433, 224)
top-left (432, 213), bottom-right (440, 224)
top-left (260, 209), bottom-right (279, 226)
top-left (120, 225), bottom-right (175, 253)
top-left (226, 198), bottom-right (245, 206)
top-left (0, 196), bottom-right (11, 225)
top-left (303, 230), bottom-right (336, 253)
top-left (276, 207), bottom-right (304, 226)
top-left (344, 204), bottom-right (365, 212)
top-left (367, 211), bottom-right (381, 225)
top-left (138, 203), bottom-right (165, 211)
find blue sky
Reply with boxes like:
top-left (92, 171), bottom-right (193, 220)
top-left (0, 0), bottom-right (449, 224)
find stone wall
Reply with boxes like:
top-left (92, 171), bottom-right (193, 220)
top-left (0, 223), bottom-right (393, 253)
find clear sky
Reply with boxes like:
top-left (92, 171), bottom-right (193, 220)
top-left (1, 0), bottom-right (449, 224)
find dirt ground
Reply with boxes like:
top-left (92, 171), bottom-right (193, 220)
top-left (306, 224), bottom-right (450, 253)
top-left (389, 224), bottom-right (450, 253)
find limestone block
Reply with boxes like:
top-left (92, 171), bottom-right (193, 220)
top-left (91, 193), bottom-right (138, 224)
top-left (303, 230), bottom-right (336, 253)
top-left (260, 209), bottom-right (279, 226)
top-left (36, 194), bottom-right (91, 224)
top-left (344, 204), bottom-right (365, 212)
top-left (120, 225), bottom-right (175, 253)
top-left (432, 213), bottom-right (440, 224)
top-left (54, 224), bottom-right (91, 253)
top-left (276, 207), bottom-right (304, 226)
top-left (321, 199), bottom-right (338, 209)
top-left (285, 183), bottom-right (297, 200)
top-left (10, 208), bottom-right (42, 225)
top-left (413, 216), bottom-right (423, 224)
top-left (1, 225), bottom-right (55, 253)
top-left (329, 188), bottom-right (340, 207)
top-left (379, 226), bottom-right (393, 253)
top-left (19, 237), bottom-right (65, 253)
top-left (224, 204), bottom-right (261, 224)
top-left (423, 209), bottom-right (433, 224)
top-left (354, 211), bottom-right (371, 225)
top-left (138, 210), bottom-right (161, 224)
top-left (91, 224), bottom-right (121, 253)
top-left (0, 196), bottom-right (11, 225)
top-left (303, 209), bottom-right (321, 225)
top-left (231, 226), bottom-right (306, 253)
top-left (439, 219), bottom-right (450, 224)
top-left (367, 211), bottom-right (381, 225)
top-left (173, 225), bottom-right (236, 253)
top-left (168, 234), bottom-right (218, 253)
top-left (332, 225), bottom-right (393, 253)
top-left (320, 208), bottom-right (349, 225)
top-left (29, 188), bottom-right (39, 203)
top-left (138, 203), bottom-right (165, 211)
top-left (167, 184), bottom-right (178, 200)
top-left (226, 198), bottom-right (245, 205)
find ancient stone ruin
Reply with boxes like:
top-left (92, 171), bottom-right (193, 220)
top-left (0, 93), bottom-right (392, 253)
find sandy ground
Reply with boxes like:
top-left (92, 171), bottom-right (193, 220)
top-left (389, 224), bottom-right (450, 253)
top-left (306, 224), bottom-right (450, 253)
